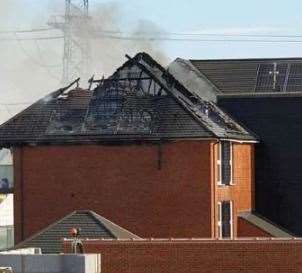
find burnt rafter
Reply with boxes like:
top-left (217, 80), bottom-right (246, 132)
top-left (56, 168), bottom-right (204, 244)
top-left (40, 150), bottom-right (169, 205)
top-left (82, 70), bottom-right (165, 134)
top-left (0, 52), bottom-right (256, 145)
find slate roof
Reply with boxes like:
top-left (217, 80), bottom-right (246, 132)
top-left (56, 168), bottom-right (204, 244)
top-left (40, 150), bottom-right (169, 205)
top-left (14, 210), bottom-right (140, 254)
top-left (190, 57), bottom-right (302, 94)
top-left (0, 53), bottom-right (256, 146)
top-left (239, 211), bottom-right (294, 238)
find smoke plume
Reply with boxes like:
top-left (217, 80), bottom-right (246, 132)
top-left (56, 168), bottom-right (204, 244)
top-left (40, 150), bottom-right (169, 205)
top-left (0, 1), bottom-right (169, 123)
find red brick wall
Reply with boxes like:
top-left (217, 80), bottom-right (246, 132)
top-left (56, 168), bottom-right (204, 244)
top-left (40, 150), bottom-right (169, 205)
top-left (63, 239), bottom-right (302, 273)
top-left (14, 140), bottom-right (213, 243)
top-left (13, 147), bottom-right (23, 243)
top-left (213, 143), bottom-right (254, 237)
top-left (237, 217), bottom-right (271, 237)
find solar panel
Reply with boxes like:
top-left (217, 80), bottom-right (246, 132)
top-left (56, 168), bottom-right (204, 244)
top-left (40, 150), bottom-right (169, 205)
top-left (255, 63), bottom-right (288, 92)
top-left (286, 63), bottom-right (302, 92)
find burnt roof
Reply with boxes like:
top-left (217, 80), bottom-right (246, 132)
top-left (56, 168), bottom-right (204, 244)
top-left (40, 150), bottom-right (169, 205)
top-left (0, 53), bottom-right (256, 146)
top-left (14, 210), bottom-right (140, 254)
top-left (190, 57), bottom-right (302, 94)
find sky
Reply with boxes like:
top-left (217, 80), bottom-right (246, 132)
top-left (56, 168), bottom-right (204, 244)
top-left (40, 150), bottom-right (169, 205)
top-left (1, 0), bottom-right (302, 122)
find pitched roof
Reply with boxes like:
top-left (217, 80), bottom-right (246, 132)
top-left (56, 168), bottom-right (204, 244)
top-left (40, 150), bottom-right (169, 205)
top-left (189, 57), bottom-right (302, 95)
top-left (0, 53), bottom-right (256, 146)
top-left (15, 210), bottom-right (140, 254)
top-left (239, 211), bottom-right (294, 238)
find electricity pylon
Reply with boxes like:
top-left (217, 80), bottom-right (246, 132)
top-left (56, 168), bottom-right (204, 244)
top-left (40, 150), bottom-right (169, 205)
top-left (49, 0), bottom-right (91, 84)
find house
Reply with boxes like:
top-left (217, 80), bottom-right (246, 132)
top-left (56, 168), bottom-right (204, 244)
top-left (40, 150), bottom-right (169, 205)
top-left (0, 52), bottom-right (284, 246)
top-left (170, 57), bottom-right (302, 236)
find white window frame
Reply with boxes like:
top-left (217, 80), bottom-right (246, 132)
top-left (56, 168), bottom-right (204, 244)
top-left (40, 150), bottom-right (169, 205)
top-left (217, 201), bottom-right (233, 239)
top-left (217, 201), bottom-right (222, 238)
top-left (216, 143), bottom-right (222, 186)
top-left (229, 143), bottom-right (234, 185)
top-left (230, 201), bottom-right (233, 238)
top-left (217, 141), bottom-right (233, 186)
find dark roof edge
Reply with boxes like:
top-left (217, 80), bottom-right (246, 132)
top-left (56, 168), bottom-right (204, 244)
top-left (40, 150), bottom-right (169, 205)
top-left (218, 92), bottom-right (302, 99)
top-left (238, 211), bottom-right (295, 238)
top-left (89, 211), bottom-right (141, 239)
top-left (0, 136), bottom-right (258, 148)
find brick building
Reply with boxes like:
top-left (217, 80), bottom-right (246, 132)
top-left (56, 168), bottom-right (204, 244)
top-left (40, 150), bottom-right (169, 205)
top-left (63, 238), bottom-right (302, 273)
top-left (0, 53), bottom-right (287, 246)
top-left (170, 57), bottom-right (302, 235)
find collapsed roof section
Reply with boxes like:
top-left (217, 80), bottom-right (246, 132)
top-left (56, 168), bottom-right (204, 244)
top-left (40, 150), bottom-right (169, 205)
top-left (0, 53), bottom-right (256, 147)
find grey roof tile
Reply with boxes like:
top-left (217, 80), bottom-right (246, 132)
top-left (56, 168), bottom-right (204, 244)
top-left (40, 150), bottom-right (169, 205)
top-left (190, 57), bottom-right (302, 94)
top-left (15, 210), bottom-right (140, 254)
top-left (0, 53), bottom-right (256, 145)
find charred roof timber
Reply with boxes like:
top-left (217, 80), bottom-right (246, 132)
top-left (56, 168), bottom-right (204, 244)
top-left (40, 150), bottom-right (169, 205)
top-left (0, 52), bottom-right (257, 147)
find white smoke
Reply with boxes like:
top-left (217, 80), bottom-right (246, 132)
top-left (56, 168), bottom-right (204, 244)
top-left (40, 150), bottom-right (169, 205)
top-left (0, 1), bottom-right (169, 124)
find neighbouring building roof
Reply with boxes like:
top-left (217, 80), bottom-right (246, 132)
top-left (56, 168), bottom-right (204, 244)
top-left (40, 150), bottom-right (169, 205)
top-left (14, 210), bottom-right (140, 254)
top-left (239, 211), bottom-right (294, 238)
top-left (188, 57), bottom-right (302, 95)
top-left (0, 53), bottom-right (256, 146)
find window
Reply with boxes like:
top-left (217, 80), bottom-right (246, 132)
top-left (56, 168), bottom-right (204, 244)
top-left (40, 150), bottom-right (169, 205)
top-left (217, 141), bottom-right (233, 186)
top-left (217, 201), bottom-right (233, 238)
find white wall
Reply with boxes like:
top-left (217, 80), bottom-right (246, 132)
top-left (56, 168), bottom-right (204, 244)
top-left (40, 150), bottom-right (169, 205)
top-left (0, 149), bottom-right (13, 190)
top-left (0, 149), bottom-right (12, 165)
top-left (0, 194), bottom-right (13, 226)
top-left (0, 254), bottom-right (101, 273)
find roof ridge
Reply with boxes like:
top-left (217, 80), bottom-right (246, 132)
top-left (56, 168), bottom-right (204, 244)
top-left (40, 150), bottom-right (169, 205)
top-left (14, 210), bottom-right (77, 250)
top-left (239, 211), bottom-right (294, 237)
top-left (0, 52), bottom-right (255, 144)
top-left (86, 211), bottom-right (116, 238)
top-left (110, 52), bottom-right (217, 138)
top-left (88, 211), bottom-right (141, 239)
top-left (190, 57), bottom-right (302, 62)
top-left (133, 53), bottom-right (256, 141)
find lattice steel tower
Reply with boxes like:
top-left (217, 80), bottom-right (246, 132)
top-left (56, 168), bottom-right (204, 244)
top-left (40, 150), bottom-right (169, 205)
top-left (50, 0), bottom-right (91, 84)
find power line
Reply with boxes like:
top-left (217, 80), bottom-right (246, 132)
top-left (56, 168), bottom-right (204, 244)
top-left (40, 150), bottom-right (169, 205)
top-left (2, 25), bottom-right (302, 42)
top-left (0, 27), bottom-right (58, 34)
top-left (0, 102), bottom-right (32, 106)
top-left (3, 34), bottom-right (302, 43)
top-left (93, 29), bottom-right (302, 39)
top-left (93, 33), bottom-right (302, 43)
top-left (3, 25), bottom-right (302, 39)
top-left (0, 36), bottom-right (64, 42)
